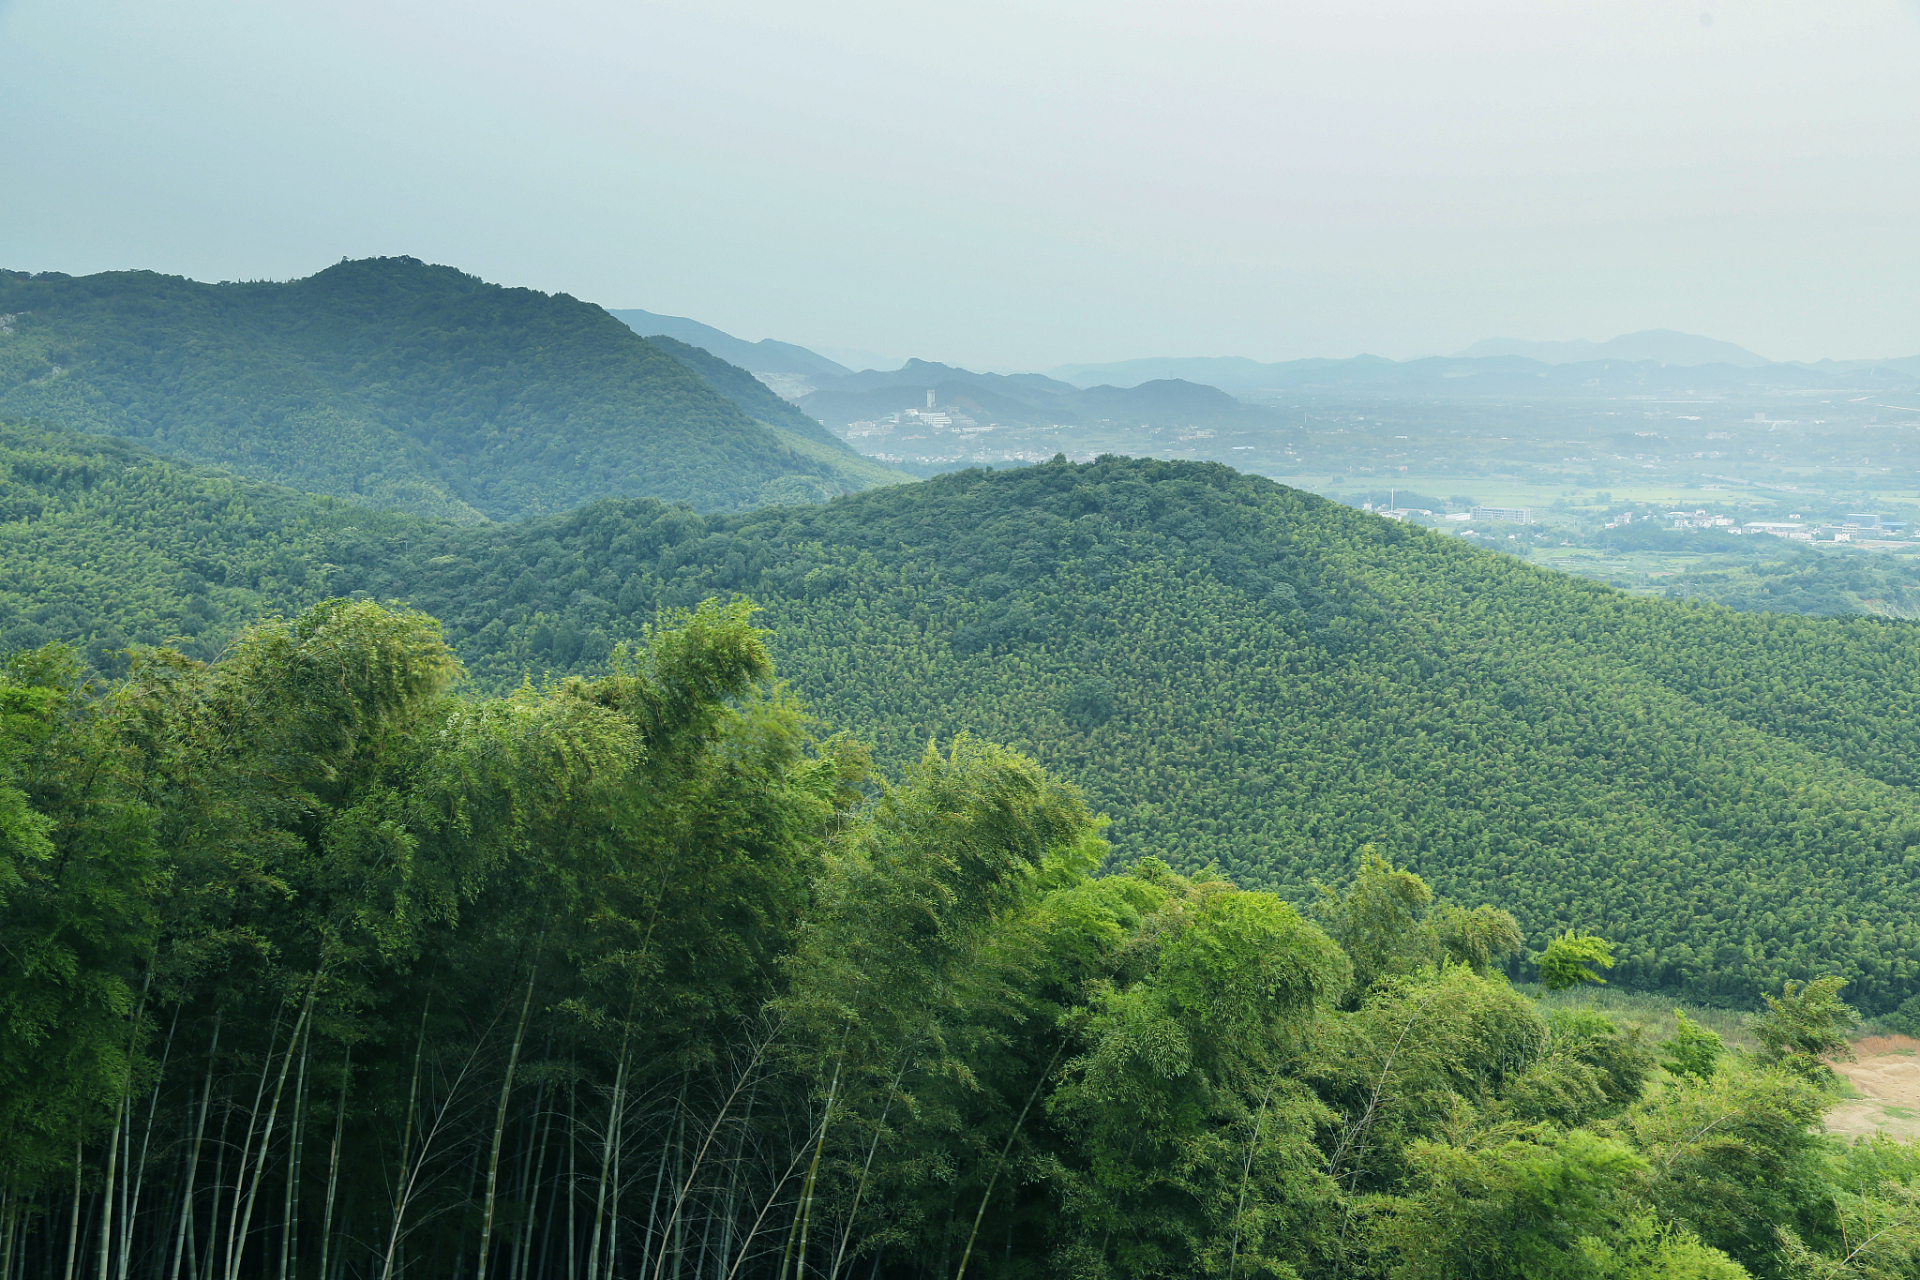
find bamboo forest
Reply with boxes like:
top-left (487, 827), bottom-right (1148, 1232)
top-left (7, 593), bottom-right (1920, 1280)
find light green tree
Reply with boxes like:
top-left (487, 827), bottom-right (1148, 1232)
top-left (1748, 977), bottom-right (1856, 1081)
top-left (1658, 1011), bottom-right (1725, 1082)
top-left (1540, 930), bottom-right (1616, 991)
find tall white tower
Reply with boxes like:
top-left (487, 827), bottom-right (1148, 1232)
top-left (926, 390), bottom-right (936, 409)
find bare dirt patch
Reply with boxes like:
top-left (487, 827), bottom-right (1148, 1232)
top-left (1828, 1034), bottom-right (1920, 1140)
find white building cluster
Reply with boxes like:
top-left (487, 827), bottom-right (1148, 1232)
top-left (843, 395), bottom-right (992, 443)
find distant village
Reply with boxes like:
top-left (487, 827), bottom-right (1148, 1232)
top-left (842, 393), bottom-right (997, 445)
top-left (840, 393), bottom-right (1105, 466)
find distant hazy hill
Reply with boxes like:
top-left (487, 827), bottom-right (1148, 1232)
top-left (1051, 350), bottom-right (1920, 400)
top-left (1796, 354), bottom-right (1920, 379)
top-left (1049, 355), bottom-right (1323, 395)
top-left (17, 417), bottom-right (1920, 1013)
top-left (0, 258), bottom-right (893, 520)
top-left (800, 358), bottom-right (1260, 428)
top-left (607, 308), bottom-right (850, 379)
top-left (1074, 377), bottom-right (1239, 418)
top-left (1454, 329), bottom-right (1771, 367)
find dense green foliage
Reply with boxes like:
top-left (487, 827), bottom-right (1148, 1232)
top-left (0, 259), bottom-right (897, 520)
top-left (0, 424), bottom-right (410, 664)
top-left (5, 599), bottom-right (1916, 1280)
top-left (12, 422), bottom-right (1920, 1014)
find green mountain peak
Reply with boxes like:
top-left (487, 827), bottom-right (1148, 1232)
top-left (0, 257), bottom-right (904, 522)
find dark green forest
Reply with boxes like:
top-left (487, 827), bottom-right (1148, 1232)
top-left (6, 595), bottom-right (1916, 1280)
top-left (9, 421), bottom-right (1920, 1018)
top-left (0, 260), bottom-right (899, 521)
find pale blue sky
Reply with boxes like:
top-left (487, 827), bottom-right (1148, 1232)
top-left (2, 0), bottom-right (1917, 370)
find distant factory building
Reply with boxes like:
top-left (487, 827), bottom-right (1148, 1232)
top-left (1471, 506), bottom-right (1532, 524)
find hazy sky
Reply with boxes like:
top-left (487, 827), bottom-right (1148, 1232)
top-left (3, 0), bottom-right (1917, 370)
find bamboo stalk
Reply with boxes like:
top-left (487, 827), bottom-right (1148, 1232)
top-left (220, 1008), bottom-right (284, 1279)
top-left (63, 1140), bottom-right (82, 1280)
top-left (786, 1061), bottom-right (842, 1280)
top-left (476, 962), bottom-right (539, 1280)
top-left (722, 1124), bottom-right (820, 1280)
top-left (169, 1014), bottom-right (220, 1280)
top-left (379, 997), bottom-right (433, 1280)
top-left (651, 1029), bottom-right (781, 1280)
top-left (277, 1024), bottom-right (313, 1280)
top-left (115, 1109), bottom-right (131, 1280)
top-left (0, 1188), bottom-right (14, 1280)
top-left (583, 1038), bottom-right (629, 1280)
top-left (96, 958), bottom-right (152, 1280)
top-left (669, 1102), bottom-right (685, 1280)
top-left (717, 1084), bottom-right (755, 1280)
top-left (640, 1083), bottom-right (678, 1280)
top-left (226, 974), bottom-right (321, 1280)
top-left (1225, 1070), bottom-right (1284, 1280)
top-left (605, 1069), bottom-right (626, 1280)
top-left (125, 1009), bottom-right (180, 1280)
top-left (201, 1076), bottom-right (230, 1280)
top-left (825, 1050), bottom-right (917, 1280)
top-left (951, 1041), bottom-right (1062, 1280)
top-left (379, 1006), bottom-right (485, 1280)
top-left (510, 1077), bottom-right (554, 1280)
top-left (315, 1044), bottom-right (350, 1280)
top-left (566, 1083), bottom-right (578, 1280)
top-left (95, 1095), bottom-right (124, 1280)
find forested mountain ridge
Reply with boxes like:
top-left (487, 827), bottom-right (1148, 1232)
top-left (9, 419), bottom-right (1920, 1013)
top-left (0, 258), bottom-right (900, 520)
top-left (349, 458), bottom-right (1920, 1013)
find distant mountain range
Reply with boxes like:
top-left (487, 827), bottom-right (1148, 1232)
top-left (599, 318), bottom-right (1261, 428)
top-left (602, 310), bottom-right (1920, 414)
top-left (0, 259), bottom-right (901, 521)
top-left (1452, 329), bottom-right (1771, 367)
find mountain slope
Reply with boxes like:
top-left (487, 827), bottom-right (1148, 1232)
top-left (606, 307), bottom-right (850, 378)
top-left (644, 333), bottom-right (855, 451)
top-left (11, 419), bottom-right (1920, 1013)
top-left (0, 258), bottom-right (894, 519)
